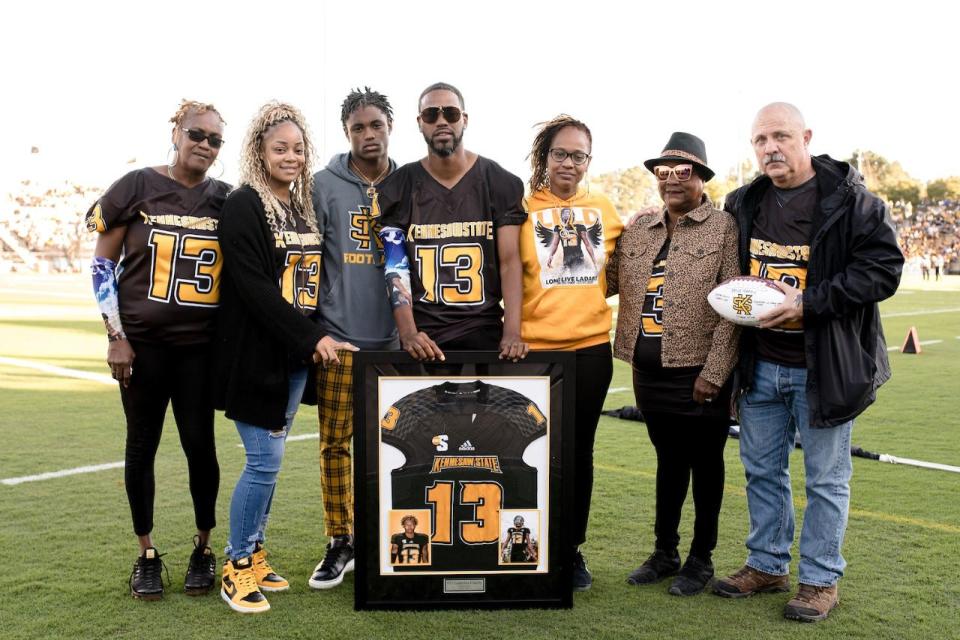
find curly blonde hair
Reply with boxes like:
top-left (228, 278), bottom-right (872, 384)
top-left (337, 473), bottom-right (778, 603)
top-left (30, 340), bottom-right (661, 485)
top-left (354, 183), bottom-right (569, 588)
top-left (169, 99), bottom-right (225, 127)
top-left (237, 101), bottom-right (318, 236)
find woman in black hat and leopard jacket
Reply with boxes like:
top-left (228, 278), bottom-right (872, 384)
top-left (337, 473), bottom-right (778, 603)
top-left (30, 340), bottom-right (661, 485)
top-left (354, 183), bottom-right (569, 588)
top-left (606, 132), bottom-right (740, 596)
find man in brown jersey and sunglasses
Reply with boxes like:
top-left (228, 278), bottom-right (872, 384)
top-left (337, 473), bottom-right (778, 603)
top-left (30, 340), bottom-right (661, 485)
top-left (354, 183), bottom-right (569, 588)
top-left (375, 82), bottom-right (528, 362)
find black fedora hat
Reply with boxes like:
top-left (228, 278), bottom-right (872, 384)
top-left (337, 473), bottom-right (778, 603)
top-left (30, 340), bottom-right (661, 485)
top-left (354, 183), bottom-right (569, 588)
top-left (644, 131), bottom-right (714, 181)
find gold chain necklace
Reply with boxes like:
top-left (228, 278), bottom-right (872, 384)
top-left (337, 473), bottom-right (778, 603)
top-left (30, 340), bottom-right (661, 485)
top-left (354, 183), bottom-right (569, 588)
top-left (350, 158), bottom-right (389, 199)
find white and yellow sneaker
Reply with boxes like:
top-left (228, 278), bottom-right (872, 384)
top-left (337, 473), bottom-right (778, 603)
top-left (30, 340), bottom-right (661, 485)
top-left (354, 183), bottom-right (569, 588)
top-left (252, 543), bottom-right (289, 592)
top-left (221, 557), bottom-right (269, 614)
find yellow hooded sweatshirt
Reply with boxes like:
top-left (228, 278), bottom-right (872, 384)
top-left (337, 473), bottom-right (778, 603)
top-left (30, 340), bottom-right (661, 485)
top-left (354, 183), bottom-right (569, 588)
top-left (520, 187), bottom-right (623, 350)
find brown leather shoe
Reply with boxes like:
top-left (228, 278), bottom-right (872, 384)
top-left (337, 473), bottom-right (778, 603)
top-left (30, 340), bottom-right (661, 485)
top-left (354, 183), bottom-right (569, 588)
top-left (712, 564), bottom-right (790, 598)
top-left (783, 583), bottom-right (839, 622)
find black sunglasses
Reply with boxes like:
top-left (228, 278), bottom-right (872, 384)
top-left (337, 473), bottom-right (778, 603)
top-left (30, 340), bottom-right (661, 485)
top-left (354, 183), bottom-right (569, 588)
top-left (419, 106), bottom-right (462, 124)
top-left (182, 128), bottom-right (224, 149)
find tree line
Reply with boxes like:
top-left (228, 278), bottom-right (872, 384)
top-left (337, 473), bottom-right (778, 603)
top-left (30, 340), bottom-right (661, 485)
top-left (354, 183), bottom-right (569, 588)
top-left (591, 151), bottom-right (960, 213)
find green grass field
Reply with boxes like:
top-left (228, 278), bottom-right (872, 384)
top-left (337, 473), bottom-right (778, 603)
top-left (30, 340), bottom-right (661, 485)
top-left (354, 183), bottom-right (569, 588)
top-left (1, 273), bottom-right (958, 640)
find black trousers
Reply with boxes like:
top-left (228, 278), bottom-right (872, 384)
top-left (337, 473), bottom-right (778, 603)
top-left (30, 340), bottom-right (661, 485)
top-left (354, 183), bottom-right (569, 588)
top-left (119, 341), bottom-right (219, 536)
top-left (571, 342), bottom-right (613, 547)
top-left (642, 410), bottom-right (729, 560)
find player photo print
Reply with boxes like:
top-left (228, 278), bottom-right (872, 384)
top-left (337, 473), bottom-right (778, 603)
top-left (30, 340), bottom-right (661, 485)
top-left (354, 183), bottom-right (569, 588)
top-left (387, 509), bottom-right (432, 567)
top-left (498, 510), bottom-right (541, 567)
top-left (531, 205), bottom-right (607, 287)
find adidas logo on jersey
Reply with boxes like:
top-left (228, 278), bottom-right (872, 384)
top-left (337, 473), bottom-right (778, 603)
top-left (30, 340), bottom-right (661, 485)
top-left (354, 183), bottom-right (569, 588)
top-left (459, 440), bottom-right (475, 451)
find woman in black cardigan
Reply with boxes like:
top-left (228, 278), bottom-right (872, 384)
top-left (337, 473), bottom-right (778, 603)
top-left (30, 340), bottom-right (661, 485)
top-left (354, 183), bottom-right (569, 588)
top-left (215, 102), bottom-right (356, 614)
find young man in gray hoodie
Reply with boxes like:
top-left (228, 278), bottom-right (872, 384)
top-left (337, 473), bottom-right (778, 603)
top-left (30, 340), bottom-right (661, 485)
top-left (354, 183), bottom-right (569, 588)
top-left (308, 87), bottom-right (399, 590)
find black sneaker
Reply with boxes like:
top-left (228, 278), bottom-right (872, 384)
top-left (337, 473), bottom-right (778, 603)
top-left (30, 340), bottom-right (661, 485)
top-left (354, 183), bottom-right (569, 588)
top-left (130, 547), bottom-right (167, 600)
top-left (668, 555), bottom-right (714, 596)
top-left (573, 550), bottom-right (592, 592)
top-left (626, 549), bottom-right (681, 585)
top-left (184, 535), bottom-right (217, 595)
top-left (308, 535), bottom-right (355, 590)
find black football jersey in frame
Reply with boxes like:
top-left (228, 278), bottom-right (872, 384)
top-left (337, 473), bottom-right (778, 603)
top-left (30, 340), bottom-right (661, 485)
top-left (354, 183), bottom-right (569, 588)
top-left (380, 380), bottom-right (547, 573)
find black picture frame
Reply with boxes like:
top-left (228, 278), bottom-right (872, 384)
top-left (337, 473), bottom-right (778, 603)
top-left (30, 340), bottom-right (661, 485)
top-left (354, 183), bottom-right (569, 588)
top-left (353, 351), bottom-right (575, 610)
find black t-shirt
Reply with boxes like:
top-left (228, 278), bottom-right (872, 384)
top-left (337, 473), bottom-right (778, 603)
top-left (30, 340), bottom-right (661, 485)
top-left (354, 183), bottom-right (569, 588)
top-left (375, 156), bottom-right (526, 345)
top-left (632, 239), bottom-right (728, 417)
top-left (380, 381), bottom-right (545, 572)
top-left (391, 532), bottom-right (429, 564)
top-left (750, 177), bottom-right (815, 366)
top-left (632, 239), bottom-right (670, 368)
top-left (85, 168), bottom-right (230, 345)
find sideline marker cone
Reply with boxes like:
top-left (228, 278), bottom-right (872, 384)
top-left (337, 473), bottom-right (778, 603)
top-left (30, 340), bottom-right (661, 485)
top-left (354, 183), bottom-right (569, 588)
top-left (901, 326), bottom-right (922, 354)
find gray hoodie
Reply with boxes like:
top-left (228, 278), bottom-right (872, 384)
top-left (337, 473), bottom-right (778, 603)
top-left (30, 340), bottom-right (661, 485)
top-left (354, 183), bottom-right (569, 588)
top-left (312, 153), bottom-right (399, 349)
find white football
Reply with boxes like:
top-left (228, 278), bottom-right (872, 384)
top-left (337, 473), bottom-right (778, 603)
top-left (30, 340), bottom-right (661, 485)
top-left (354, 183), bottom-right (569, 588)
top-left (707, 276), bottom-right (786, 327)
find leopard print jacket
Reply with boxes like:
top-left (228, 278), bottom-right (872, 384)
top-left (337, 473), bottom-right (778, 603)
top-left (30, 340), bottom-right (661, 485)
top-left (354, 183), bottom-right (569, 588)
top-left (606, 200), bottom-right (741, 386)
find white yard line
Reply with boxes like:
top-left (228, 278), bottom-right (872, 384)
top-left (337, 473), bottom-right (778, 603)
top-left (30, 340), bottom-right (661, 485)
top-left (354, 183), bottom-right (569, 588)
top-left (882, 307), bottom-right (960, 318)
top-left (1, 461), bottom-right (125, 486)
top-left (2, 434), bottom-right (324, 486)
top-left (607, 387), bottom-right (629, 393)
top-left (0, 356), bottom-right (114, 385)
top-left (888, 340), bottom-right (943, 352)
top-left (0, 288), bottom-right (91, 300)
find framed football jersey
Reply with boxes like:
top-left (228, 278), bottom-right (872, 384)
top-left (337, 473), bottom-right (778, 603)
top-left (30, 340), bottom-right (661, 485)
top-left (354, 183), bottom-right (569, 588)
top-left (354, 351), bottom-right (575, 610)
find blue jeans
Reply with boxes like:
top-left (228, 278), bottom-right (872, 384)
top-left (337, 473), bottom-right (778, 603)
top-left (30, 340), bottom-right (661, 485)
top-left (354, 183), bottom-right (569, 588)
top-left (226, 368), bottom-right (308, 561)
top-left (738, 359), bottom-right (853, 587)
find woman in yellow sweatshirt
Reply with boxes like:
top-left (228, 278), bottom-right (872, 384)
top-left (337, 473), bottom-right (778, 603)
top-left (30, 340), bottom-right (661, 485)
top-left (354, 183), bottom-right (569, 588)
top-left (520, 114), bottom-right (623, 592)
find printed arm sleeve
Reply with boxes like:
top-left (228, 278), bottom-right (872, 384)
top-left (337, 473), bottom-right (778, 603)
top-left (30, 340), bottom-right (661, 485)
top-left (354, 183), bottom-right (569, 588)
top-left (802, 197), bottom-right (905, 321)
top-left (372, 171), bottom-right (414, 310)
top-left (220, 194), bottom-right (325, 360)
top-left (379, 226), bottom-right (413, 309)
top-left (700, 215), bottom-right (742, 387)
top-left (91, 256), bottom-right (125, 341)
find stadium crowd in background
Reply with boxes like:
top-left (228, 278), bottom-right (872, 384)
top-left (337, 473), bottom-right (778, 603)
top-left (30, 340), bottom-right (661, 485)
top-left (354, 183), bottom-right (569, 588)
top-left (3, 181), bottom-right (101, 271)
top-left (1, 177), bottom-right (958, 278)
top-left (890, 199), bottom-right (958, 276)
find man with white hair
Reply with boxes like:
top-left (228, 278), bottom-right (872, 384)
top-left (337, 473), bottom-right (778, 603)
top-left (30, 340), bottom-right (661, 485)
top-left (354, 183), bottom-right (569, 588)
top-left (712, 103), bottom-right (903, 622)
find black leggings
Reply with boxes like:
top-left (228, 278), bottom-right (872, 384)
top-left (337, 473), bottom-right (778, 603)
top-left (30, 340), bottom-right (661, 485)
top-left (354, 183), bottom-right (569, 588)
top-left (642, 410), bottom-right (729, 560)
top-left (119, 341), bottom-right (219, 536)
top-left (571, 342), bottom-right (613, 547)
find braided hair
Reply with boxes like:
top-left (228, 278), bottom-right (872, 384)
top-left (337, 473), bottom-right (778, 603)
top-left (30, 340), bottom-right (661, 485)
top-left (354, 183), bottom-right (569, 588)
top-left (341, 86), bottom-right (394, 128)
top-left (237, 102), bottom-right (318, 236)
top-left (169, 99), bottom-right (225, 127)
top-left (528, 115), bottom-right (592, 193)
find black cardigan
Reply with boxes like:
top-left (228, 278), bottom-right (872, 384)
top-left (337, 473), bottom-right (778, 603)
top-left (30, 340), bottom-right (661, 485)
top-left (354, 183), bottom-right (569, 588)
top-left (214, 185), bottom-right (325, 429)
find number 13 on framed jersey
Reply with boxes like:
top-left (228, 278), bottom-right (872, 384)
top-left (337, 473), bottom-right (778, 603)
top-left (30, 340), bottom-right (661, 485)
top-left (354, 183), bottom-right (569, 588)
top-left (353, 352), bottom-right (575, 610)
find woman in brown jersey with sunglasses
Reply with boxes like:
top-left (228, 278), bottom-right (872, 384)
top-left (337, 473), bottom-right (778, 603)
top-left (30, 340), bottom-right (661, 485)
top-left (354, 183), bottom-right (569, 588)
top-left (86, 99), bottom-right (230, 601)
top-left (606, 132), bottom-right (740, 596)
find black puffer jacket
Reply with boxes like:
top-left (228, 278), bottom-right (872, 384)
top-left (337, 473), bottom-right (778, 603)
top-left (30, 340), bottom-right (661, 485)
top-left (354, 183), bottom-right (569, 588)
top-left (724, 155), bottom-right (904, 427)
